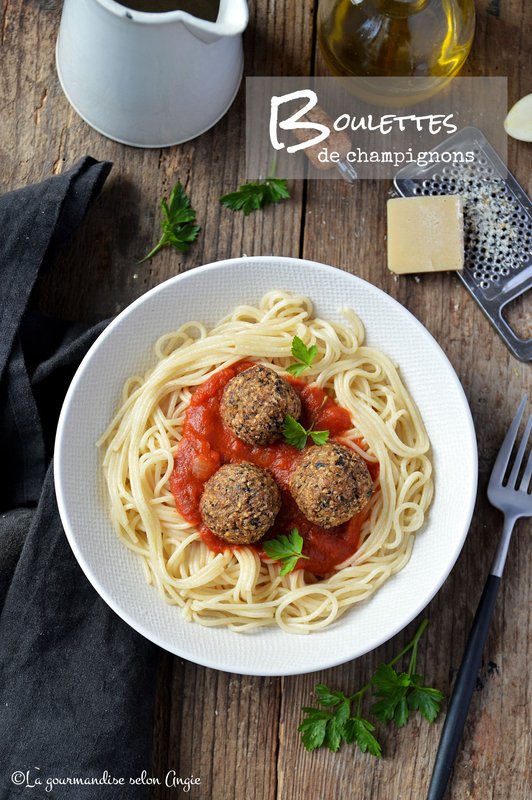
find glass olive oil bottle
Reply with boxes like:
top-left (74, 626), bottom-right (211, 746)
top-left (318, 0), bottom-right (475, 79)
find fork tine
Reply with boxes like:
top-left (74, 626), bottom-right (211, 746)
top-left (508, 411), bottom-right (532, 488)
top-left (490, 394), bottom-right (527, 484)
top-left (519, 449), bottom-right (532, 492)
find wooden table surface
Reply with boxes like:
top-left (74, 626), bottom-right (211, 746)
top-left (2, 1), bottom-right (531, 798)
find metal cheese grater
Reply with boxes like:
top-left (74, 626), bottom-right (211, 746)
top-left (394, 126), bottom-right (532, 362)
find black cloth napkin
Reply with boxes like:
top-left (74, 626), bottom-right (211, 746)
top-left (0, 158), bottom-right (160, 799)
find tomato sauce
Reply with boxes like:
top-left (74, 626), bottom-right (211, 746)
top-left (169, 361), bottom-right (379, 576)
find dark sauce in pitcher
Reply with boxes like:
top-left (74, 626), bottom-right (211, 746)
top-left (116, 0), bottom-right (219, 21)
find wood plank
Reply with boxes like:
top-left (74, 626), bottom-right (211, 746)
top-left (152, 653), bottom-right (283, 800)
top-left (149, 1), bottom-right (315, 794)
top-left (1, 2), bottom-right (309, 799)
top-left (277, 3), bottom-right (531, 799)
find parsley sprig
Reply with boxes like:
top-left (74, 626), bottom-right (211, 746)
top-left (286, 336), bottom-right (318, 377)
top-left (283, 415), bottom-right (329, 450)
top-left (299, 619), bottom-right (443, 756)
top-left (139, 181), bottom-right (200, 263)
top-left (220, 154), bottom-right (290, 216)
top-left (263, 528), bottom-right (309, 575)
top-left (220, 178), bottom-right (290, 215)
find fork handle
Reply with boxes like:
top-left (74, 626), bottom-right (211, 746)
top-left (427, 573), bottom-right (501, 800)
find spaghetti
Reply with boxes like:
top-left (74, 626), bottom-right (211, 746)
top-left (99, 291), bottom-right (433, 633)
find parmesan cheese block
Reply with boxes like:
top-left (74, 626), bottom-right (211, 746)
top-left (387, 195), bottom-right (464, 274)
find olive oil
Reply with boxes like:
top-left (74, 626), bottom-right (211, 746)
top-left (318, 0), bottom-right (475, 80)
top-left (116, 0), bottom-right (219, 21)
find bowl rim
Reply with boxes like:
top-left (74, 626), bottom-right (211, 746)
top-left (54, 255), bottom-right (478, 675)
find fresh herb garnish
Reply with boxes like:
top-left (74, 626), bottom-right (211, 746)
top-left (283, 415), bottom-right (329, 450)
top-left (299, 619), bottom-right (443, 756)
top-left (220, 154), bottom-right (290, 216)
top-left (139, 181), bottom-right (200, 263)
top-left (286, 335), bottom-right (318, 377)
top-left (263, 528), bottom-right (309, 576)
top-left (219, 177), bottom-right (290, 215)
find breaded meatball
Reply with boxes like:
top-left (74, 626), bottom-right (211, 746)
top-left (289, 443), bottom-right (373, 528)
top-left (220, 364), bottom-right (301, 445)
top-left (200, 462), bottom-right (281, 544)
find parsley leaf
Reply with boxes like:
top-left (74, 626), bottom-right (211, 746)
top-left (285, 362), bottom-right (308, 378)
top-left (407, 680), bottom-right (444, 723)
top-left (263, 528), bottom-right (309, 576)
top-left (314, 684), bottom-right (346, 707)
top-left (283, 415), bottom-right (329, 450)
top-left (139, 182), bottom-right (200, 262)
top-left (372, 663), bottom-right (411, 693)
top-left (220, 177), bottom-right (290, 216)
top-left (300, 686), bottom-right (381, 757)
top-left (343, 717), bottom-right (382, 757)
top-left (283, 415), bottom-right (309, 449)
top-left (286, 336), bottom-right (319, 377)
top-left (371, 664), bottom-right (411, 726)
top-left (324, 703), bottom-right (349, 752)
top-left (298, 619), bottom-right (443, 757)
top-left (298, 709), bottom-right (329, 751)
top-left (309, 429), bottom-right (330, 446)
top-left (370, 660), bottom-right (443, 729)
top-left (299, 698), bottom-right (351, 754)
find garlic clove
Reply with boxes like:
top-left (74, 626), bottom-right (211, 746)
top-left (504, 93), bottom-right (532, 142)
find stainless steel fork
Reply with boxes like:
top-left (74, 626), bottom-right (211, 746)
top-left (427, 395), bottom-right (532, 800)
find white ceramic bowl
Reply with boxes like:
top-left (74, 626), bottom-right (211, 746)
top-left (55, 257), bottom-right (477, 675)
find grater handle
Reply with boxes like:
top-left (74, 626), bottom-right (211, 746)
top-left (496, 283), bottom-right (532, 362)
top-left (455, 265), bottom-right (532, 361)
top-left (496, 322), bottom-right (532, 363)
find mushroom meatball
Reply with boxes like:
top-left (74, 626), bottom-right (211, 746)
top-left (220, 364), bottom-right (301, 445)
top-left (289, 443), bottom-right (373, 528)
top-left (200, 462), bottom-right (281, 544)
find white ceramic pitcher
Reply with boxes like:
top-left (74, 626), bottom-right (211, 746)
top-left (56, 0), bottom-right (248, 147)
